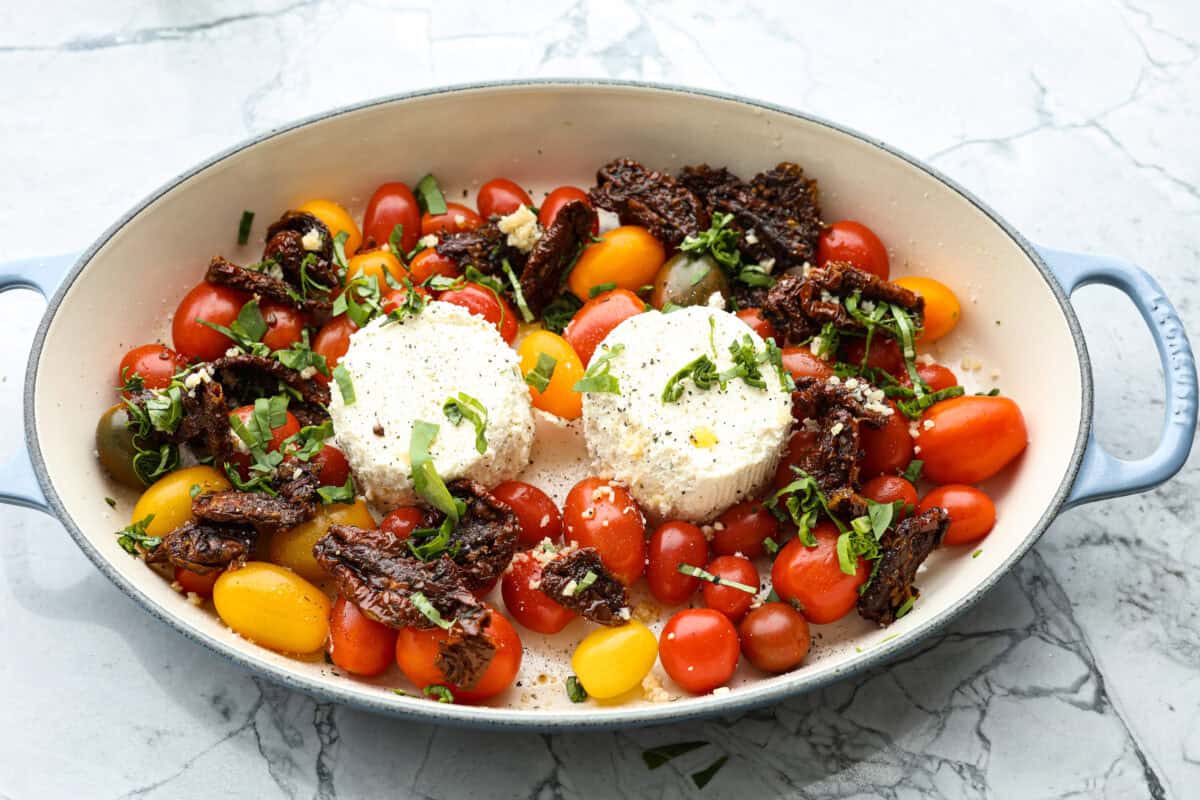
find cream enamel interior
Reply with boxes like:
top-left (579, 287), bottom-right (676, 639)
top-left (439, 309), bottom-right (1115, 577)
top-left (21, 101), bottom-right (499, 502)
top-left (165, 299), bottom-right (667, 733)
top-left (29, 84), bottom-right (1084, 724)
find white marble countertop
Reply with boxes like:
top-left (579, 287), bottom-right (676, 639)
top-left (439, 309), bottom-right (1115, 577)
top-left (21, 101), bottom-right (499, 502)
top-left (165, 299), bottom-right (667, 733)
top-left (2, 1), bottom-right (1198, 797)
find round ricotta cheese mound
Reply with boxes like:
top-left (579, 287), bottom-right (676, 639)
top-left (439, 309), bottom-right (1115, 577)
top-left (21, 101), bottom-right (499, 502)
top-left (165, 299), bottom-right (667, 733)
top-left (582, 305), bottom-right (793, 523)
top-left (329, 302), bottom-right (535, 509)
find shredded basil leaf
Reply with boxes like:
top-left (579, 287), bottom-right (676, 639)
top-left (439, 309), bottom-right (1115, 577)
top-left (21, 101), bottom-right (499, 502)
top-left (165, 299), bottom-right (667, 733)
top-left (198, 298), bottom-right (270, 356)
top-left (573, 344), bottom-right (624, 394)
top-left (895, 594), bottom-right (916, 619)
top-left (424, 684), bottom-right (454, 703)
top-left (501, 258), bottom-right (534, 323)
top-left (388, 223), bottom-right (407, 261)
top-left (332, 364), bottom-right (356, 405)
top-left (900, 459), bottom-right (924, 483)
top-left (443, 392), bottom-right (488, 454)
top-left (317, 476), bottom-right (356, 505)
top-left (332, 230), bottom-right (350, 275)
top-left (415, 174), bottom-right (448, 215)
top-left (573, 570), bottom-right (599, 595)
top-left (541, 293), bottom-right (583, 333)
top-left (566, 675), bottom-right (588, 703)
top-left (237, 210), bottom-right (254, 246)
top-left (410, 591), bottom-right (453, 630)
top-left (409, 421), bottom-right (459, 525)
top-left (662, 355), bottom-right (719, 403)
top-left (524, 352), bottom-right (557, 393)
top-left (677, 563), bottom-right (756, 594)
top-left (588, 281), bottom-right (617, 298)
top-left (115, 514), bottom-right (160, 555)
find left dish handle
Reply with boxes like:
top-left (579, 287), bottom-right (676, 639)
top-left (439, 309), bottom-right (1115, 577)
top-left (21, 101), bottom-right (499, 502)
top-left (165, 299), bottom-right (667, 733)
top-left (0, 252), bottom-right (79, 513)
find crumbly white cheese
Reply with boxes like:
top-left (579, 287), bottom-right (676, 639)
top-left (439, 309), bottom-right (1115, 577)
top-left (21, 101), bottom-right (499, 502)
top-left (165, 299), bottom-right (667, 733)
top-left (418, 234), bottom-right (438, 248)
top-left (497, 205), bottom-right (542, 253)
top-left (328, 302), bottom-right (535, 509)
top-left (301, 228), bottom-right (324, 252)
top-left (582, 306), bottom-right (793, 523)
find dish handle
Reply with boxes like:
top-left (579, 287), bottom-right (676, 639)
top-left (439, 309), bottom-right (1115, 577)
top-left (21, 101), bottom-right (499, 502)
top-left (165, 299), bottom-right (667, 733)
top-left (1039, 246), bottom-right (1197, 508)
top-left (0, 252), bottom-right (78, 513)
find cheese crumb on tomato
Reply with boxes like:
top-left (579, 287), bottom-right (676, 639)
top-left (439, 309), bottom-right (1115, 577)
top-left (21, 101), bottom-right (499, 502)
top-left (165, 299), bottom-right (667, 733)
top-left (328, 302), bottom-right (535, 509)
top-left (582, 306), bottom-right (792, 523)
top-left (497, 205), bottom-right (542, 253)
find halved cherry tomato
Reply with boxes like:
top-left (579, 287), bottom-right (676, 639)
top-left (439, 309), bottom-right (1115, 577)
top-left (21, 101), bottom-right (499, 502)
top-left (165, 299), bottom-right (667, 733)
top-left (860, 402), bottom-right (914, 479)
top-left (702, 555), bottom-right (759, 622)
top-left (346, 249), bottom-right (406, 287)
top-left (562, 289), bottom-right (644, 365)
top-left (260, 301), bottom-right (306, 352)
top-left (772, 523), bottom-right (868, 624)
top-left (408, 248), bottom-right (461, 284)
top-left (903, 362), bottom-right (959, 392)
top-left (329, 595), bottom-right (398, 676)
top-left (299, 199), bottom-right (361, 257)
top-left (363, 182), bottom-right (420, 253)
top-left (780, 347), bottom-right (835, 380)
top-left (739, 602), bottom-right (811, 673)
top-left (919, 484), bottom-right (997, 546)
top-left (501, 550), bottom-right (576, 634)
top-left (396, 606), bottom-right (521, 703)
top-left (539, 186), bottom-right (599, 235)
top-left (861, 475), bottom-right (919, 519)
top-left (438, 282), bottom-right (518, 345)
top-left (562, 477), bottom-right (646, 585)
top-left (916, 396), bottom-right (1027, 484)
top-left (379, 506), bottom-right (428, 540)
top-left (491, 481), bottom-right (563, 548)
top-left (421, 202), bottom-right (483, 236)
top-left (310, 444), bottom-right (350, 488)
top-left (659, 608), bottom-right (740, 694)
top-left (227, 405), bottom-right (300, 478)
top-left (841, 337), bottom-right (903, 376)
top-left (646, 521), bottom-right (709, 606)
top-left (171, 282), bottom-right (251, 362)
top-left (892, 277), bottom-right (960, 342)
top-left (736, 308), bottom-right (777, 341)
top-left (567, 226), bottom-right (665, 301)
top-left (174, 566), bottom-right (220, 598)
top-left (380, 284), bottom-right (431, 315)
top-left (817, 220), bottom-right (889, 280)
top-left (118, 344), bottom-right (187, 393)
top-left (477, 178), bottom-right (532, 218)
top-left (713, 500), bottom-right (780, 558)
top-left (312, 315), bottom-right (356, 380)
top-left (517, 330), bottom-right (585, 419)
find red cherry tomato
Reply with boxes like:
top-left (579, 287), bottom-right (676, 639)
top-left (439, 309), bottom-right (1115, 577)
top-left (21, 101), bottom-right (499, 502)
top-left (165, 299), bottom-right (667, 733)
top-left (171, 282), bottom-right (251, 362)
top-left (860, 402), bottom-right (915, 480)
top-left (562, 477), bottom-right (646, 585)
top-left (421, 202), bottom-right (483, 236)
top-left (379, 506), bottom-right (427, 540)
top-left (363, 181), bottom-right (421, 253)
top-left (919, 484), bottom-right (997, 546)
top-left (312, 315), bottom-right (356, 381)
top-left (713, 500), bottom-right (780, 558)
top-left (227, 405), bottom-right (300, 478)
top-left (329, 595), bottom-right (398, 676)
top-left (735, 308), bottom-right (777, 341)
top-left (396, 607), bottom-right (522, 703)
top-left (701, 555), bottom-right (759, 622)
top-left (437, 282), bottom-right (518, 344)
top-left (817, 220), bottom-right (890, 280)
top-left (259, 300), bottom-right (306, 352)
top-left (174, 566), bottom-right (220, 597)
top-left (739, 602), bottom-right (811, 673)
top-left (903, 362), bottom-right (959, 392)
top-left (477, 178), bottom-right (532, 218)
top-left (861, 475), bottom-right (919, 519)
top-left (916, 396), bottom-right (1028, 484)
top-left (500, 550), bottom-right (576, 634)
top-left (408, 249), bottom-right (461, 284)
top-left (380, 284), bottom-right (431, 315)
top-left (659, 608), bottom-right (740, 694)
top-left (490, 481), bottom-right (563, 548)
top-left (562, 289), bottom-right (645, 365)
top-left (771, 523), bottom-right (867, 624)
top-left (780, 347), bottom-right (835, 380)
top-left (118, 344), bottom-right (187, 394)
top-left (310, 445), bottom-right (350, 488)
top-left (646, 521), bottom-right (709, 605)
top-left (841, 337), bottom-right (903, 375)
top-left (539, 186), bottom-right (599, 235)
top-left (773, 429), bottom-right (819, 491)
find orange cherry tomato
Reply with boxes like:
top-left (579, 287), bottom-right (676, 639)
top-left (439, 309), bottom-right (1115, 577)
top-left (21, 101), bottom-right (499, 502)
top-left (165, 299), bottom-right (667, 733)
top-left (421, 202), bottom-right (483, 236)
top-left (118, 344), bottom-right (187, 394)
top-left (562, 289), bottom-right (645, 365)
top-left (916, 396), bottom-right (1027, 484)
top-left (701, 554), bottom-right (759, 622)
top-left (772, 523), bottom-right (868, 624)
top-left (312, 315), bottom-right (357, 381)
top-left (363, 181), bottom-right (420, 253)
top-left (567, 226), bottom-right (665, 301)
top-left (500, 550), bottom-right (576, 634)
top-left (539, 186), bottom-right (599, 236)
top-left (892, 276), bottom-right (960, 342)
top-left (171, 282), bottom-right (251, 362)
top-left (329, 595), bottom-right (399, 676)
top-left (817, 220), bottom-right (889, 280)
top-left (438, 283), bottom-right (518, 344)
top-left (736, 308), bottom-right (777, 341)
top-left (345, 249), bottom-right (406, 287)
top-left (739, 602), bottom-right (811, 673)
top-left (859, 402), bottom-right (915, 480)
top-left (259, 300), bottom-right (306, 352)
top-left (861, 475), bottom-right (919, 519)
top-left (919, 484), bottom-right (997, 546)
top-left (659, 608), bottom-right (740, 694)
top-left (780, 347), bottom-right (835, 380)
top-left (227, 405), bottom-right (300, 478)
top-left (299, 199), bottom-right (361, 257)
top-left (395, 607), bottom-right (522, 703)
top-left (841, 337), bottom-right (904, 376)
top-left (490, 481), bottom-right (563, 548)
top-left (477, 178), bottom-right (532, 218)
top-left (174, 565), bottom-right (220, 597)
top-left (713, 499), bottom-right (780, 558)
top-left (646, 521), bottom-right (709, 606)
top-left (562, 477), bottom-right (646, 585)
top-left (517, 330), bottom-right (585, 419)
top-left (408, 248), bottom-right (461, 284)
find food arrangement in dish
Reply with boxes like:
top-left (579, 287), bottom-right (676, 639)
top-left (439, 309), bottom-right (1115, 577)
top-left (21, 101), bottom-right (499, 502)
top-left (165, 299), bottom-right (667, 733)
top-left (97, 157), bottom-right (1028, 707)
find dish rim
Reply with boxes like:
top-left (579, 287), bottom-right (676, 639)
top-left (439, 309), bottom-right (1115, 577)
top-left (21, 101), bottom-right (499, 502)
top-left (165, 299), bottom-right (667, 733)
top-left (21, 78), bottom-right (1091, 731)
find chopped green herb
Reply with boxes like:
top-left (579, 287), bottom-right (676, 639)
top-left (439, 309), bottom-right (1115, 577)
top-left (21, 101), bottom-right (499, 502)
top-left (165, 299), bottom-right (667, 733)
top-left (464, 265), bottom-right (505, 294)
top-left (117, 366), bottom-right (145, 395)
top-left (972, 548), bottom-right (983, 559)
top-left (332, 364), bottom-right (356, 405)
top-left (237, 210), bottom-right (254, 246)
top-left (414, 174), bottom-right (448, 215)
top-left (662, 355), bottom-right (719, 403)
top-left (188, 483), bottom-right (202, 499)
top-left (901, 459), bottom-right (924, 483)
top-left (573, 343), bottom-right (625, 394)
top-left (407, 515), bottom-right (457, 561)
top-left (677, 563), bottom-right (756, 594)
top-left (409, 421), bottom-right (460, 526)
top-left (691, 756), bottom-right (728, 790)
top-left (443, 392), bottom-right (488, 454)
top-left (423, 684), bottom-right (454, 703)
top-left (501, 258), bottom-right (535, 323)
top-left (541, 293), bottom-right (583, 333)
top-left (896, 385), bottom-right (965, 418)
top-left (392, 688), bottom-right (408, 696)
top-left (410, 591), bottom-right (453, 630)
top-left (104, 496), bottom-right (117, 509)
top-left (573, 570), bottom-right (599, 595)
top-left (763, 537), bottom-right (780, 557)
top-left (895, 594), bottom-right (916, 618)
top-left (588, 281), bottom-right (617, 298)
top-left (116, 515), bottom-right (160, 555)
top-left (199, 298), bottom-right (270, 356)
top-left (388, 224), bottom-right (407, 261)
top-left (281, 420), bottom-right (335, 462)
top-left (680, 212), bottom-right (741, 273)
top-left (641, 741), bottom-right (708, 770)
top-left (976, 387), bottom-right (1001, 397)
top-left (144, 384), bottom-right (186, 434)
top-left (317, 476), bottom-right (356, 504)
top-left (768, 469), bottom-right (847, 546)
top-left (764, 338), bottom-right (795, 392)
top-left (765, 588), bottom-right (780, 603)
top-left (566, 675), bottom-right (588, 703)
top-left (737, 263), bottom-right (776, 288)
top-left (332, 230), bottom-right (350, 273)
top-left (524, 352), bottom-right (557, 393)
top-left (661, 302), bottom-right (685, 313)
top-left (383, 278), bottom-right (429, 323)
top-left (275, 330), bottom-right (330, 377)
top-left (332, 274), bottom-right (384, 328)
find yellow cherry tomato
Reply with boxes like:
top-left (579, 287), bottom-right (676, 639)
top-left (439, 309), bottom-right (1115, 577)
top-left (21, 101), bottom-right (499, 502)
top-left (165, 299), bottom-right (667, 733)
top-left (267, 499), bottom-right (375, 582)
top-left (213, 562), bottom-right (331, 654)
top-left (345, 249), bottom-right (405, 287)
top-left (131, 465), bottom-right (231, 538)
top-left (892, 276), bottom-right (961, 342)
top-left (568, 226), bottom-right (665, 301)
top-left (571, 620), bottom-right (658, 699)
top-left (517, 330), bottom-right (585, 420)
top-left (299, 199), bottom-right (362, 257)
